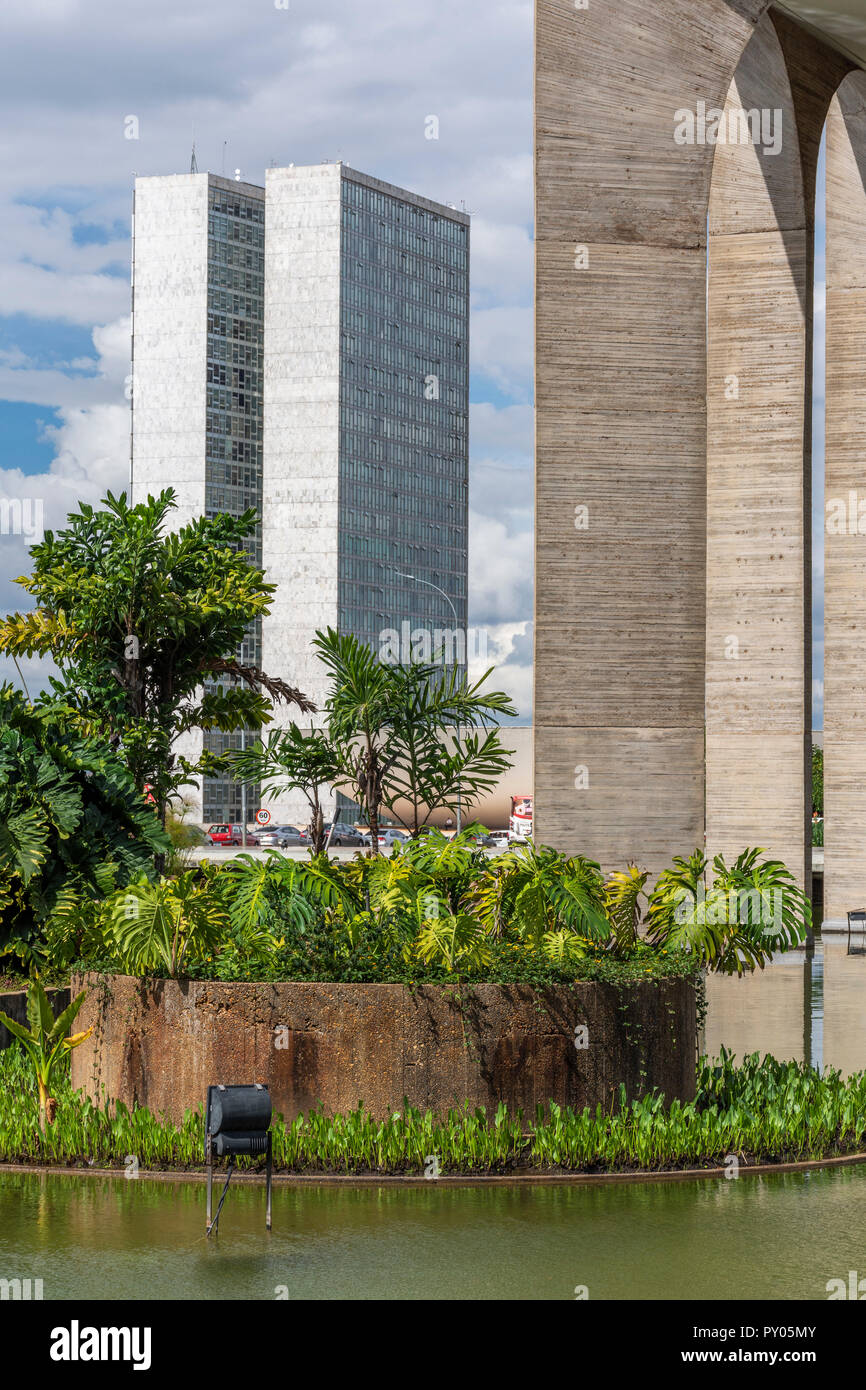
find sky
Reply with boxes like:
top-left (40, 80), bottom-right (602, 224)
top-left (0, 0), bottom-right (826, 726)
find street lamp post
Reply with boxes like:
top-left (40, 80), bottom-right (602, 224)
top-left (240, 726), bottom-right (247, 850)
top-left (395, 570), bottom-right (463, 834)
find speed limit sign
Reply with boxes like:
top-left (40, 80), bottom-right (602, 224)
top-left (255, 808), bottom-right (271, 827)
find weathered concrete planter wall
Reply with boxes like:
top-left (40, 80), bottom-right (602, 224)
top-left (0, 988), bottom-right (70, 1050)
top-left (70, 973), bottom-right (696, 1123)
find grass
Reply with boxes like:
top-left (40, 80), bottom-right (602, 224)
top-left (1, 1046), bottom-right (865, 1176)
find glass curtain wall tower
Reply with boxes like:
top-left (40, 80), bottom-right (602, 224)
top-left (131, 164), bottom-right (469, 827)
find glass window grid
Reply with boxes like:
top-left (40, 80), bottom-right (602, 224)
top-left (203, 184), bottom-right (264, 817)
top-left (337, 177), bottom-right (469, 660)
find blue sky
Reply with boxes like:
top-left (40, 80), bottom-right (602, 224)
top-left (0, 0), bottom-right (828, 726)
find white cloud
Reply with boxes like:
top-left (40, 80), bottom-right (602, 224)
top-left (469, 620), bottom-right (532, 720)
top-left (0, 259), bottom-right (127, 326)
top-left (469, 510), bottom-right (532, 630)
top-left (471, 401), bottom-right (533, 460)
top-left (0, 317), bottom-right (131, 617)
top-left (471, 305), bottom-right (533, 397)
top-left (41, 402), bottom-right (129, 493)
top-left (469, 217), bottom-right (532, 309)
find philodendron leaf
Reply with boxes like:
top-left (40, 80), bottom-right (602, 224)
top-left (26, 978), bottom-right (55, 1041)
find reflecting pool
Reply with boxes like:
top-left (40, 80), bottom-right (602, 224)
top-left (0, 1162), bottom-right (863, 1300)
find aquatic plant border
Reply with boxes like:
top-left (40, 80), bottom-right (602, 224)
top-left (4, 1151), bottom-right (866, 1186)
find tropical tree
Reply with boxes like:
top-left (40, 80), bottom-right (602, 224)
top-left (313, 629), bottom-right (517, 848)
top-left (0, 979), bottom-right (93, 1126)
top-left (227, 724), bottom-right (342, 854)
top-left (0, 489), bottom-right (313, 825)
top-left (381, 687), bottom-right (514, 835)
top-left (0, 684), bottom-right (170, 967)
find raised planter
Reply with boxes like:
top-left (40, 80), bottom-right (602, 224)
top-left (70, 973), bottom-right (697, 1123)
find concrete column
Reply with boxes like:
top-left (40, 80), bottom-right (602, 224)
top-left (705, 15), bottom-right (809, 886)
top-left (130, 174), bottom-right (212, 824)
top-left (824, 72), bottom-right (866, 924)
top-left (534, 0), bottom-right (769, 879)
top-left (261, 164), bottom-right (343, 825)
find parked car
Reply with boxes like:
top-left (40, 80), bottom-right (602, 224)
top-left (326, 821), bottom-right (367, 847)
top-left (205, 824), bottom-right (260, 847)
top-left (300, 821), bottom-right (366, 848)
top-left (257, 825), bottom-right (304, 848)
top-left (377, 828), bottom-right (410, 850)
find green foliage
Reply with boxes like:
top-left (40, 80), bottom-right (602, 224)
top-left (604, 865), bottom-right (650, 953)
top-left (52, 835), bottom-right (807, 985)
top-left (464, 843), bottom-right (611, 946)
top-left (163, 802), bottom-right (207, 877)
top-left (2, 1045), bottom-right (865, 1174)
top-left (0, 684), bottom-right (169, 966)
top-left (646, 848), bottom-right (810, 975)
top-left (416, 912), bottom-right (493, 972)
top-left (812, 745), bottom-right (823, 817)
top-left (0, 490), bottom-right (312, 821)
top-left (0, 979), bottom-right (92, 1124)
top-left (109, 869), bottom-right (229, 977)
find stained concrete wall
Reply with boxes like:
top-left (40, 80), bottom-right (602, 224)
top-left (70, 972), bottom-right (697, 1122)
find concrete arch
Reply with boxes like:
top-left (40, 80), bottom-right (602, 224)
top-left (705, 12), bottom-right (809, 885)
top-left (535, 0), bottom-right (855, 883)
top-left (823, 68), bottom-right (866, 923)
top-left (534, 0), bottom-right (774, 879)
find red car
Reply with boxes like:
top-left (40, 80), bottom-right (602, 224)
top-left (205, 823), bottom-right (259, 847)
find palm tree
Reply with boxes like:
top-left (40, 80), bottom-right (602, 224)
top-left (312, 628), bottom-right (516, 850)
top-left (228, 725), bottom-right (342, 854)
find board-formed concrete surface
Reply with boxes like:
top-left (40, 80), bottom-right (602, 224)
top-left (535, 0), bottom-right (860, 918)
top-left (824, 72), bottom-right (866, 925)
top-left (706, 14), bottom-right (808, 885)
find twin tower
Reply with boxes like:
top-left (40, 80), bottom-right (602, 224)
top-left (130, 163), bottom-right (470, 826)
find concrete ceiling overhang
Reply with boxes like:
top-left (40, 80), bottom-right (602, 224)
top-left (775, 0), bottom-right (866, 67)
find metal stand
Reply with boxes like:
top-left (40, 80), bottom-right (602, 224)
top-left (847, 909), bottom-right (866, 956)
top-left (266, 1133), bottom-right (273, 1231)
top-left (204, 1084), bottom-right (273, 1234)
top-left (206, 1133), bottom-right (213, 1233)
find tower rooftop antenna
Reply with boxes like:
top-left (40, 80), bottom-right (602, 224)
top-left (190, 142), bottom-right (198, 175)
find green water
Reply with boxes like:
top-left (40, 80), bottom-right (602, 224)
top-left (1, 1164), bottom-right (864, 1300)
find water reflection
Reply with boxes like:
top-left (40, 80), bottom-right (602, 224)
top-left (3, 1163), bottom-right (866, 1299)
top-left (705, 934), bottom-right (866, 1076)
